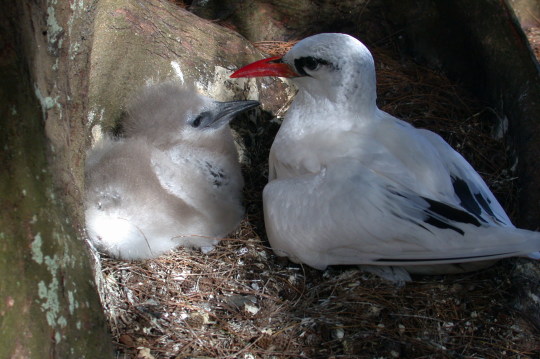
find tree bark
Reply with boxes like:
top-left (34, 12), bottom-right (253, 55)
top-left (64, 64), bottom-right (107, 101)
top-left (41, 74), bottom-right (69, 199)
top-left (0, 0), bottom-right (113, 357)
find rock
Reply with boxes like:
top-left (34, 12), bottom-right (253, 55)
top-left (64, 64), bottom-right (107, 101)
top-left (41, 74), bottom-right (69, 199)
top-left (89, 0), bottom-right (291, 139)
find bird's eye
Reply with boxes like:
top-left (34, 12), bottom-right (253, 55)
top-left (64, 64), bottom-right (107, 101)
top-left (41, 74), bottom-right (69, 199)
top-left (192, 112), bottom-right (210, 128)
top-left (304, 57), bottom-right (319, 71)
top-left (192, 115), bottom-right (202, 128)
top-left (294, 56), bottom-right (329, 76)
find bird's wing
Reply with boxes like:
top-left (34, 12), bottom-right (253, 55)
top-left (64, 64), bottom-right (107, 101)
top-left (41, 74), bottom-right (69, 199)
top-left (149, 146), bottom-right (211, 210)
top-left (150, 146), bottom-right (243, 228)
top-left (263, 158), bottom-right (540, 270)
top-left (417, 128), bottom-right (512, 226)
top-left (85, 138), bottom-right (158, 208)
top-left (371, 112), bottom-right (512, 227)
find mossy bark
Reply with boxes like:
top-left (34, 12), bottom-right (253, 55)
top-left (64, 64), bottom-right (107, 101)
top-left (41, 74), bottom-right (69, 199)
top-left (0, 0), bottom-right (112, 357)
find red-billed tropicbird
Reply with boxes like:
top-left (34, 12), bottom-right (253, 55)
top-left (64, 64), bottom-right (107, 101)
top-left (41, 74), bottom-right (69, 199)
top-left (231, 33), bottom-right (540, 280)
top-left (85, 82), bottom-right (259, 260)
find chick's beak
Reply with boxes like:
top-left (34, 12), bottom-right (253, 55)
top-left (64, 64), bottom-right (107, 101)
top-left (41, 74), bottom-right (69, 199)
top-left (230, 56), bottom-right (299, 78)
top-left (207, 100), bottom-right (260, 129)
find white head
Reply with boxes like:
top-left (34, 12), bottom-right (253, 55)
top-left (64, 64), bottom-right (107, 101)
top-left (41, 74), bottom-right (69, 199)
top-left (124, 82), bottom-right (259, 147)
top-left (231, 33), bottom-right (377, 113)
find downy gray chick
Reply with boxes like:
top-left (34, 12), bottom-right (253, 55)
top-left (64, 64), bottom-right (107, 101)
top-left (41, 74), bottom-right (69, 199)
top-left (85, 82), bottom-right (259, 259)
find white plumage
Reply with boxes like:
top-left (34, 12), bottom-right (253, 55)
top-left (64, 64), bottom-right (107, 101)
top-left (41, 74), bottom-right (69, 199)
top-left (231, 33), bottom-right (540, 278)
top-left (85, 82), bottom-right (259, 260)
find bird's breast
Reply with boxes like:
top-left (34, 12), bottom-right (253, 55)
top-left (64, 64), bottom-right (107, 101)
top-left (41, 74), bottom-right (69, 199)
top-left (270, 122), bottom-right (369, 179)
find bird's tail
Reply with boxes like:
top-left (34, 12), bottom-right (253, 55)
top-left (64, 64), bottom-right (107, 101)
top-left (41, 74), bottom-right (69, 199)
top-left (369, 226), bottom-right (540, 266)
top-left (507, 227), bottom-right (540, 261)
top-left (85, 209), bottom-right (155, 260)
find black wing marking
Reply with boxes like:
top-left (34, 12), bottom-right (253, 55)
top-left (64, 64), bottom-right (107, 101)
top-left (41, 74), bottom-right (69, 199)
top-left (421, 196), bottom-right (482, 235)
top-left (451, 176), bottom-right (504, 224)
top-left (204, 161), bottom-right (228, 187)
top-left (375, 252), bottom-right (515, 263)
top-left (388, 188), bottom-right (482, 236)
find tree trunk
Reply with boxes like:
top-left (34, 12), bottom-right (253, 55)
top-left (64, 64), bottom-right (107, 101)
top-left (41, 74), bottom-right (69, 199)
top-left (0, 0), bottom-right (113, 357)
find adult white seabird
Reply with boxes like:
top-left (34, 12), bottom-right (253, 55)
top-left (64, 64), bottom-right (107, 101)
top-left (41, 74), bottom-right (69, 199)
top-left (231, 33), bottom-right (540, 280)
top-left (85, 82), bottom-right (259, 260)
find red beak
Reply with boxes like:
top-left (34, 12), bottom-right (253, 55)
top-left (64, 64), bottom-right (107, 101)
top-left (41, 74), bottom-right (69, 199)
top-left (230, 56), bottom-right (299, 78)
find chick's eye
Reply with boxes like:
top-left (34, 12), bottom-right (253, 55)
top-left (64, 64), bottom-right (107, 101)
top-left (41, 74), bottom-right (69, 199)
top-left (192, 115), bottom-right (202, 128)
top-left (192, 111), bottom-right (210, 128)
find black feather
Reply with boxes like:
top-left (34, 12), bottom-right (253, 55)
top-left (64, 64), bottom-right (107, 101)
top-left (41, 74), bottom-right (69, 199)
top-left (388, 188), bottom-right (481, 236)
top-left (294, 57), bottom-right (334, 76)
top-left (375, 252), bottom-right (515, 263)
top-left (423, 197), bottom-right (482, 226)
top-left (424, 215), bottom-right (464, 235)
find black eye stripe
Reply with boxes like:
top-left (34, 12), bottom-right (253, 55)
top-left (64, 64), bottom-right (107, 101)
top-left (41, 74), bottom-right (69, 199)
top-left (294, 57), bottom-right (330, 76)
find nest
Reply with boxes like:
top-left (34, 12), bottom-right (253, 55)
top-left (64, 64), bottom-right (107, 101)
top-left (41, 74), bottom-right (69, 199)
top-left (96, 40), bottom-right (539, 358)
